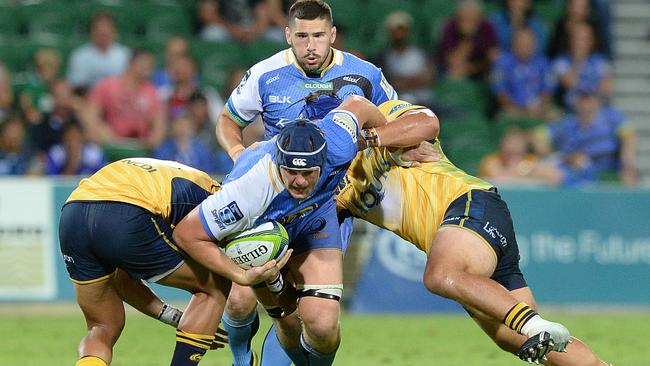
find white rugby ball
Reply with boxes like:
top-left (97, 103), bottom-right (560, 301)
top-left (224, 221), bottom-right (289, 270)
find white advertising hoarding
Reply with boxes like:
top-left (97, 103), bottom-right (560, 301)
top-left (0, 178), bottom-right (56, 299)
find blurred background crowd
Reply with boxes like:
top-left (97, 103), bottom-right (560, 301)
top-left (0, 0), bottom-right (640, 188)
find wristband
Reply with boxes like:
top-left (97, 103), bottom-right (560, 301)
top-left (361, 128), bottom-right (381, 148)
top-left (266, 274), bottom-right (285, 294)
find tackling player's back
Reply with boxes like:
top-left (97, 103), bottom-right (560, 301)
top-left (337, 100), bottom-right (492, 252)
top-left (67, 158), bottom-right (220, 225)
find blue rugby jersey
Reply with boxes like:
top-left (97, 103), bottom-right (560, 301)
top-left (225, 48), bottom-right (397, 139)
top-left (198, 109), bottom-right (360, 242)
top-left (490, 52), bottom-right (555, 108)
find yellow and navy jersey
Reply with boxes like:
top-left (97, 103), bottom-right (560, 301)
top-left (336, 100), bottom-right (493, 253)
top-left (67, 158), bottom-right (220, 226)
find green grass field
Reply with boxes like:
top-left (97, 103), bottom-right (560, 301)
top-left (1, 305), bottom-right (648, 365)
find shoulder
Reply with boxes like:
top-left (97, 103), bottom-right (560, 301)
top-left (248, 49), bottom-right (293, 81)
top-left (340, 50), bottom-right (382, 74)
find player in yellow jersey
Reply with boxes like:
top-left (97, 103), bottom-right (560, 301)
top-left (59, 158), bottom-right (288, 366)
top-left (335, 100), bottom-right (611, 365)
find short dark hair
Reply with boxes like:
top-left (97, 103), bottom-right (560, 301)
top-left (288, 0), bottom-right (333, 26)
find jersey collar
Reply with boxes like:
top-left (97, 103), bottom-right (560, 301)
top-left (286, 48), bottom-right (343, 78)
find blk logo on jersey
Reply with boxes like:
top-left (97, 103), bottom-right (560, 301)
top-left (270, 95), bottom-right (292, 104)
top-left (212, 201), bottom-right (244, 230)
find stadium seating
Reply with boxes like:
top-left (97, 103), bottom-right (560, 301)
top-left (433, 78), bottom-right (491, 117)
top-left (191, 41), bottom-right (246, 92)
top-left (438, 115), bottom-right (498, 176)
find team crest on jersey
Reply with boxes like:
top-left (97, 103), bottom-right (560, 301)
top-left (301, 82), bottom-right (333, 91)
top-left (332, 112), bottom-right (358, 143)
top-left (212, 201), bottom-right (244, 230)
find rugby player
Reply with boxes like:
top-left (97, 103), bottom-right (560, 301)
top-left (59, 158), bottom-right (287, 366)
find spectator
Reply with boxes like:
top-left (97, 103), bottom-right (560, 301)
top-left (67, 12), bottom-right (130, 91)
top-left (437, 0), bottom-right (498, 80)
top-left (490, 28), bottom-right (559, 121)
top-left (0, 115), bottom-right (39, 175)
top-left (553, 21), bottom-right (612, 110)
top-left (196, 0), bottom-right (231, 42)
top-left (547, 0), bottom-right (605, 59)
top-left (490, 0), bottom-right (547, 54)
top-left (167, 54), bottom-right (201, 120)
top-left (154, 114), bottom-right (216, 174)
top-left (81, 49), bottom-right (166, 150)
top-left (29, 79), bottom-right (80, 153)
top-left (332, 24), bottom-right (366, 60)
top-left (479, 126), bottom-right (562, 185)
top-left (45, 121), bottom-right (106, 176)
top-left (0, 62), bottom-right (13, 121)
top-left (18, 48), bottom-right (61, 125)
top-left (533, 89), bottom-right (637, 186)
top-left (374, 11), bottom-right (435, 106)
top-left (186, 91), bottom-right (232, 175)
top-left (152, 36), bottom-right (190, 100)
top-left (220, 0), bottom-right (289, 42)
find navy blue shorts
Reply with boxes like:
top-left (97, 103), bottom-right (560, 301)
top-left (59, 201), bottom-right (184, 284)
top-left (440, 189), bottom-right (527, 291)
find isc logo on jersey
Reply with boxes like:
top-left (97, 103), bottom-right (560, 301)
top-left (292, 158), bottom-right (307, 166)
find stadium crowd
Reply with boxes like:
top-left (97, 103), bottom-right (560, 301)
top-left (0, 0), bottom-right (635, 187)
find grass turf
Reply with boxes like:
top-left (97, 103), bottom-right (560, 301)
top-left (0, 305), bottom-right (647, 365)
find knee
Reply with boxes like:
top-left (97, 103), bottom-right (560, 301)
top-left (300, 310), bottom-right (340, 349)
top-left (423, 265), bottom-right (456, 299)
top-left (225, 287), bottom-right (258, 319)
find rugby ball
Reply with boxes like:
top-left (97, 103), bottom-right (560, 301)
top-left (224, 221), bottom-right (289, 270)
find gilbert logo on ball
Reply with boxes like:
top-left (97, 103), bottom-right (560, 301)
top-left (224, 221), bottom-right (289, 269)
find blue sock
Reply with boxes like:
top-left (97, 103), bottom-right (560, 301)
top-left (222, 310), bottom-right (260, 366)
top-left (299, 334), bottom-right (337, 366)
top-left (260, 324), bottom-right (292, 366)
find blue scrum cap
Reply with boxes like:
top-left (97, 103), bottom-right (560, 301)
top-left (276, 119), bottom-right (327, 171)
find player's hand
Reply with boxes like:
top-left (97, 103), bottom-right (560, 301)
top-left (242, 249), bottom-right (293, 285)
top-left (390, 141), bottom-right (441, 167)
top-left (210, 325), bottom-right (229, 350)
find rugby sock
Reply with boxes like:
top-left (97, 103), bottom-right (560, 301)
top-left (503, 302), bottom-right (539, 334)
top-left (222, 310), bottom-right (260, 366)
top-left (299, 334), bottom-right (337, 366)
top-left (281, 343), bottom-right (308, 365)
top-left (170, 330), bottom-right (213, 365)
top-left (76, 356), bottom-right (108, 366)
top-left (260, 324), bottom-right (292, 366)
top-left (158, 303), bottom-right (183, 327)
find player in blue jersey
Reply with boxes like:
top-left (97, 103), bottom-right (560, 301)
top-left (174, 95), bottom-right (439, 366)
top-left (214, 1), bottom-right (399, 365)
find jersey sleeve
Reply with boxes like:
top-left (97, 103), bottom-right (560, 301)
top-left (319, 110), bottom-right (360, 166)
top-left (225, 68), bottom-right (262, 127)
top-left (371, 68), bottom-right (398, 104)
top-left (198, 156), bottom-right (278, 241)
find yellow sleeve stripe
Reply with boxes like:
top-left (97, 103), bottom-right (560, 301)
top-left (150, 217), bottom-right (179, 251)
top-left (268, 159), bottom-right (282, 193)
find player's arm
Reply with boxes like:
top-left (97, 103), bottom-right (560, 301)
top-left (216, 109), bottom-right (247, 161)
top-left (337, 96), bottom-right (439, 148)
top-left (173, 206), bottom-right (283, 286)
top-left (375, 108), bottom-right (439, 147)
